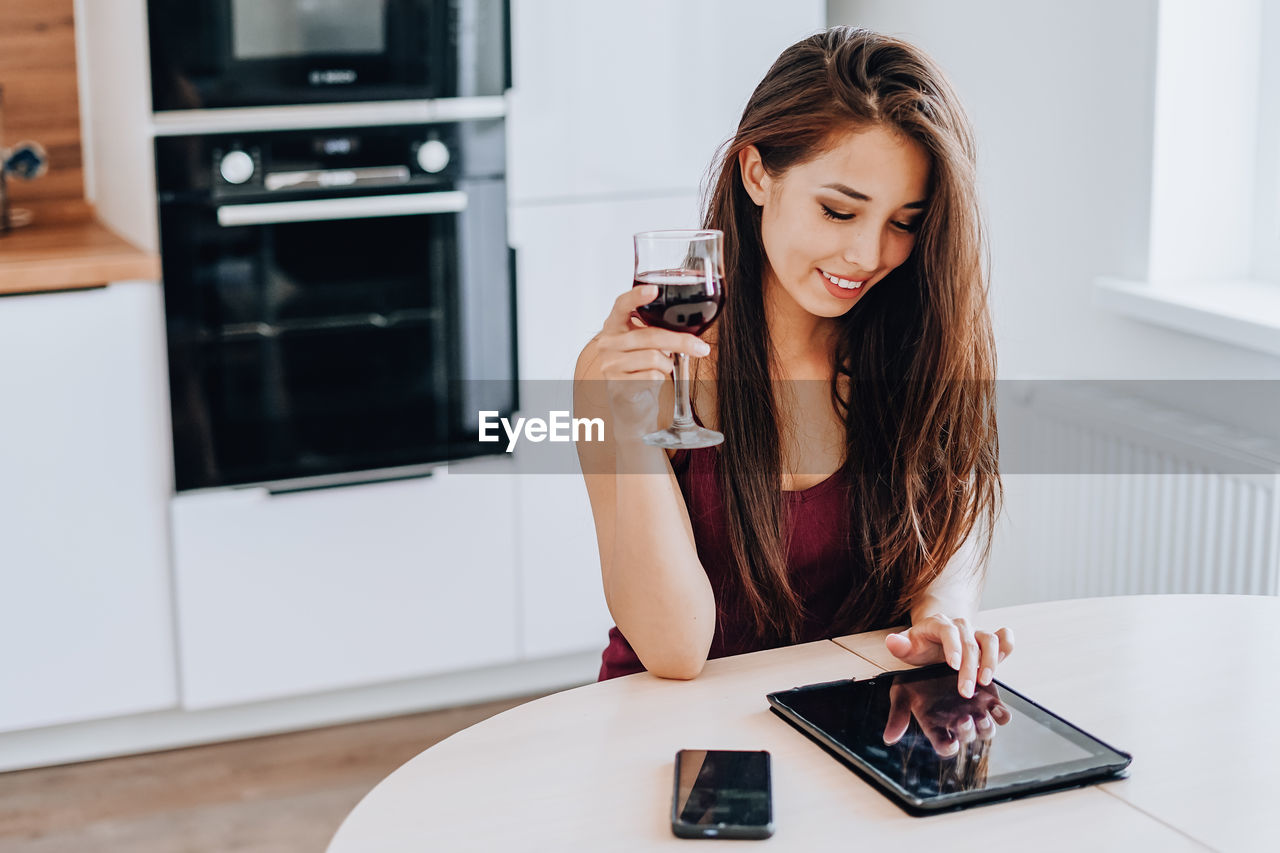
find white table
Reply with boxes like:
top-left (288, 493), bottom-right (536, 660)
top-left (328, 596), bottom-right (1278, 851)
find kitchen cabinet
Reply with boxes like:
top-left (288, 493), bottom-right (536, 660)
top-left (0, 0), bottom-right (833, 768)
top-left (510, 195), bottom-right (703, 382)
top-left (170, 461), bottom-right (519, 709)
top-left (506, 0), bottom-right (825, 659)
top-left (0, 281), bottom-right (177, 732)
top-left (507, 0), bottom-right (828, 204)
top-left (510, 195), bottom-right (701, 658)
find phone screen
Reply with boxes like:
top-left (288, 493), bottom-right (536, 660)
top-left (672, 749), bottom-right (773, 839)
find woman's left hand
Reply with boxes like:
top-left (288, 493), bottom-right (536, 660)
top-left (883, 615), bottom-right (1014, 698)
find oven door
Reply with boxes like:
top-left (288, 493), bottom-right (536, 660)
top-left (160, 181), bottom-right (514, 492)
top-left (147, 0), bottom-right (508, 111)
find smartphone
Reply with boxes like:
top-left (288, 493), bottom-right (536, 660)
top-left (671, 749), bottom-right (774, 839)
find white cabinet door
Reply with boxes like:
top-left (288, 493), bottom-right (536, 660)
top-left (510, 194), bottom-right (702, 382)
top-left (516, 472), bottom-right (608, 660)
top-left (506, 0), bottom-right (827, 657)
top-left (0, 282), bottom-right (177, 733)
top-left (170, 460), bottom-right (518, 709)
top-left (510, 196), bottom-right (702, 658)
top-left (508, 0), bottom-right (828, 203)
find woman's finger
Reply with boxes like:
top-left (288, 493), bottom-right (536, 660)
top-left (612, 349), bottom-right (675, 377)
top-left (883, 630), bottom-right (918, 663)
top-left (938, 620), bottom-right (964, 671)
top-left (882, 686), bottom-right (911, 746)
top-left (952, 618), bottom-right (980, 699)
top-left (602, 285), bottom-right (660, 334)
top-left (990, 702), bottom-right (1013, 726)
top-left (995, 626), bottom-right (1015, 662)
top-left (975, 630), bottom-right (1001, 686)
top-left (924, 723), bottom-right (959, 757)
top-left (885, 618), bottom-right (958, 666)
top-left (920, 616), bottom-right (964, 668)
top-left (974, 711), bottom-right (995, 740)
top-left (616, 325), bottom-right (710, 358)
top-left (599, 357), bottom-right (673, 386)
top-left (613, 369), bottom-right (667, 384)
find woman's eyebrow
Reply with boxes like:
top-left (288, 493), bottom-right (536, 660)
top-left (821, 182), bottom-right (927, 209)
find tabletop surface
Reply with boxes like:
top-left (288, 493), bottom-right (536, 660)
top-left (327, 595), bottom-right (1278, 852)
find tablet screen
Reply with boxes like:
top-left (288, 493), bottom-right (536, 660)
top-left (770, 664), bottom-right (1129, 802)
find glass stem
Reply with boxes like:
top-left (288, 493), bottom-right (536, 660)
top-left (672, 351), bottom-right (694, 430)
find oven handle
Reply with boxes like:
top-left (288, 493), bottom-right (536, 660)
top-left (215, 190), bottom-right (468, 227)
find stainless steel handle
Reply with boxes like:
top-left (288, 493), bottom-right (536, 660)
top-left (264, 165), bottom-right (412, 192)
top-left (265, 466), bottom-right (438, 496)
top-left (216, 190), bottom-right (468, 227)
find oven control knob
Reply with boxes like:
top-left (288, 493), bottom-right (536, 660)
top-left (219, 150), bottom-right (255, 185)
top-left (416, 139), bottom-right (450, 173)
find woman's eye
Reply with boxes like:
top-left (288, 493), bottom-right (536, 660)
top-left (821, 204), bottom-right (921, 233)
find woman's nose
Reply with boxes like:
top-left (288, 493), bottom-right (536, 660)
top-left (843, 224), bottom-right (881, 273)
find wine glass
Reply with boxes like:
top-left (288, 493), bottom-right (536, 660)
top-left (632, 229), bottom-right (725, 449)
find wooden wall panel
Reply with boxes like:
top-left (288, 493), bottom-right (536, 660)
top-left (0, 0), bottom-right (85, 215)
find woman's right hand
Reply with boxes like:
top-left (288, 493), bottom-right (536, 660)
top-left (595, 284), bottom-right (711, 437)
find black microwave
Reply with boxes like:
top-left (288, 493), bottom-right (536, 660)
top-left (147, 0), bottom-right (509, 112)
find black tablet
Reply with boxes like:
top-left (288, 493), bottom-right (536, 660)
top-left (767, 663), bottom-right (1132, 815)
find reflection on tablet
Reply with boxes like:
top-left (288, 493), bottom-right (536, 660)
top-left (772, 665), bottom-right (1110, 800)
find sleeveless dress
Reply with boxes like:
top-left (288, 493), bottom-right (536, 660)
top-left (598, 410), bottom-right (901, 680)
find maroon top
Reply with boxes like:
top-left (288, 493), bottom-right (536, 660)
top-left (598, 427), bottom-right (900, 680)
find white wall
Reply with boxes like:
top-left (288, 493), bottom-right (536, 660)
top-left (828, 0), bottom-right (1280, 381)
top-left (827, 2), bottom-right (1280, 611)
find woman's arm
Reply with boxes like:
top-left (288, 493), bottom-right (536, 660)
top-left (884, 525), bottom-right (1015, 696)
top-left (573, 312), bottom-right (717, 679)
top-left (909, 525), bottom-right (985, 625)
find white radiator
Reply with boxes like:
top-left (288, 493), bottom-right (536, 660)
top-left (985, 383), bottom-right (1280, 606)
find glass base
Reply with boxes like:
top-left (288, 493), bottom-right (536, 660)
top-left (642, 425), bottom-right (724, 449)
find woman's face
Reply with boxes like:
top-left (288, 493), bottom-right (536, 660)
top-left (741, 124), bottom-right (931, 319)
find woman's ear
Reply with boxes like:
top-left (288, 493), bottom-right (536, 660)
top-left (738, 145), bottom-right (769, 207)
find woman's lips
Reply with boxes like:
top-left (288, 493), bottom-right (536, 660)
top-left (819, 268), bottom-right (869, 299)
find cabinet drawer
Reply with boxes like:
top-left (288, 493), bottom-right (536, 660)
top-left (171, 461), bottom-right (518, 709)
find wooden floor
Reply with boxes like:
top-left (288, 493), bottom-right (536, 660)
top-left (0, 693), bottom-right (542, 853)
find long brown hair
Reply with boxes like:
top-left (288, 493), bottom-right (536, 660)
top-left (703, 26), bottom-right (1002, 642)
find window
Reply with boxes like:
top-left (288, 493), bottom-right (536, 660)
top-left (1095, 0), bottom-right (1280, 358)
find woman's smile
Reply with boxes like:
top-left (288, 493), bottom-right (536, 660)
top-left (818, 268), bottom-right (870, 299)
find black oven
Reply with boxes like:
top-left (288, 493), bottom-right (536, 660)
top-left (147, 0), bottom-right (508, 111)
top-left (155, 121), bottom-right (515, 492)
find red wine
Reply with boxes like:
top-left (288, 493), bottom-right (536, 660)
top-left (633, 269), bottom-right (723, 335)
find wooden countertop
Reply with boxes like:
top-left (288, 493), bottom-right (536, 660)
top-left (0, 212), bottom-right (160, 296)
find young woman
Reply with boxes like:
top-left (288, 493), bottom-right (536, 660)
top-left (574, 27), bottom-right (1012, 709)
